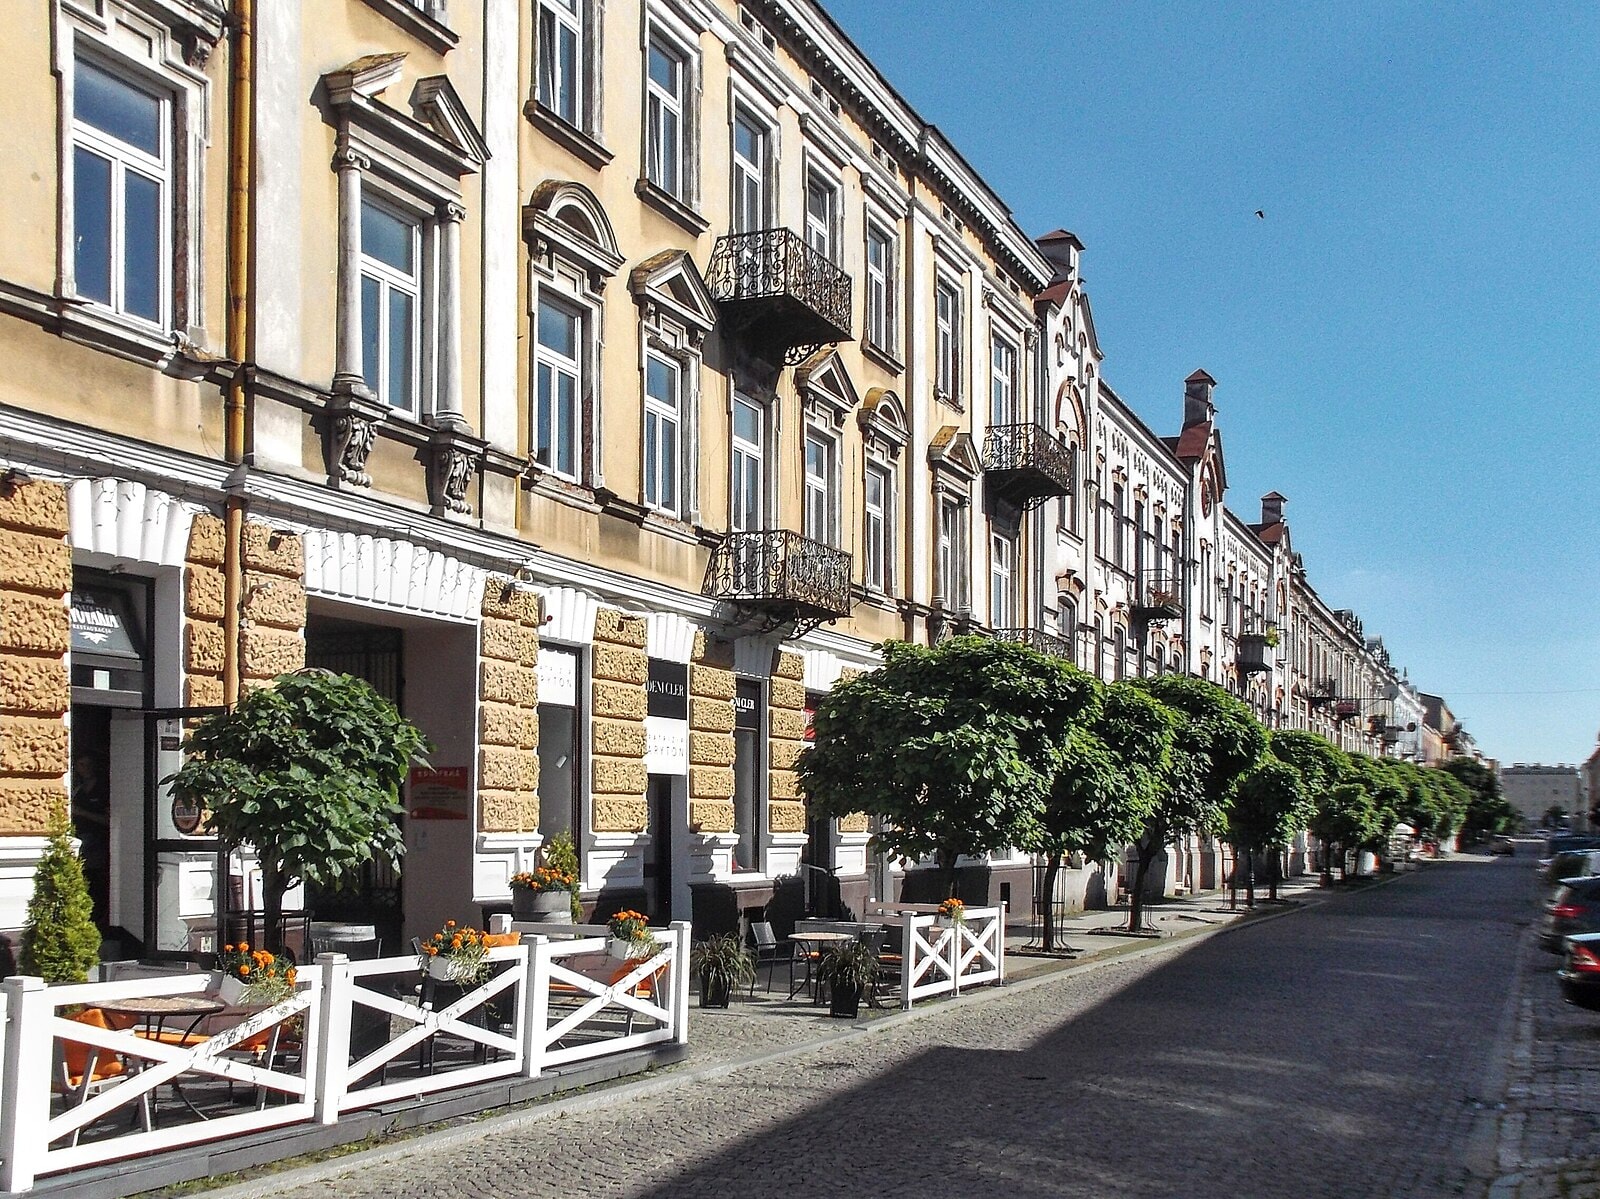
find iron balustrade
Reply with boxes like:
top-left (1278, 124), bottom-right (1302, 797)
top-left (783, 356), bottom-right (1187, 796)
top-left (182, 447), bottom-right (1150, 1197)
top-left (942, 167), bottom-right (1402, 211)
top-left (981, 423), bottom-right (1073, 502)
top-left (992, 627), bottom-right (1074, 661)
top-left (705, 228), bottom-right (852, 362)
top-left (704, 530), bottom-right (852, 621)
top-left (1131, 571), bottom-right (1183, 621)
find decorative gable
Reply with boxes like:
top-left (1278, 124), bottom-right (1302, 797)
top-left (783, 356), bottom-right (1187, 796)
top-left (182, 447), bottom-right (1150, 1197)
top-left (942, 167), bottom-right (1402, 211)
top-left (794, 348), bottom-right (860, 431)
top-left (629, 250), bottom-right (717, 340)
top-left (927, 425), bottom-right (980, 483)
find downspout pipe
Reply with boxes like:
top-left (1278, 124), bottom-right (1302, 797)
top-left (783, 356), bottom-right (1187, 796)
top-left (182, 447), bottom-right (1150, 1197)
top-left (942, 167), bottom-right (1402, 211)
top-left (222, 0), bottom-right (253, 708)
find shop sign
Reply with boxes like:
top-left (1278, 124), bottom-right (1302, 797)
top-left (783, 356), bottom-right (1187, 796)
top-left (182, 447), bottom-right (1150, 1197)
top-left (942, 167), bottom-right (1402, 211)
top-left (734, 683), bottom-right (760, 731)
top-left (170, 795), bottom-right (206, 836)
top-left (409, 766), bottom-right (469, 820)
top-left (646, 660), bottom-right (688, 720)
top-left (537, 646), bottom-right (578, 707)
top-left (70, 588), bottom-right (142, 661)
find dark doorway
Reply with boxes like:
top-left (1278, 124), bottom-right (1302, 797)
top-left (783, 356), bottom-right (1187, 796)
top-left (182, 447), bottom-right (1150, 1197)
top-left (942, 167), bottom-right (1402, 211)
top-left (646, 774), bottom-right (674, 921)
top-left (69, 706), bottom-right (113, 940)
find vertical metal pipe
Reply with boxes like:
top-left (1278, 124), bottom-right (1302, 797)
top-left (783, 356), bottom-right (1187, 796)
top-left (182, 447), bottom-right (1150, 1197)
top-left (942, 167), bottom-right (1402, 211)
top-left (222, 0), bottom-right (253, 708)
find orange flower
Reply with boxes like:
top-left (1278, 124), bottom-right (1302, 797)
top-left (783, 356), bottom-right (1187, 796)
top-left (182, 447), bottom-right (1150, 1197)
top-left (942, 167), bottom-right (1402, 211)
top-left (238, 964), bottom-right (251, 976)
top-left (445, 920), bottom-right (456, 928)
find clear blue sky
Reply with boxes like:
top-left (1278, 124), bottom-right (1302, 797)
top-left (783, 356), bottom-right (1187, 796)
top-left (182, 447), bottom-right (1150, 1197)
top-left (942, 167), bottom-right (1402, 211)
top-left (825, 0), bottom-right (1600, 766)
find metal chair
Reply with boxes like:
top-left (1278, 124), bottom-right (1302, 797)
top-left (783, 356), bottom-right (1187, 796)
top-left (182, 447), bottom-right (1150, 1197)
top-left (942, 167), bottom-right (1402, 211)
top-left (749, 922), bottom-right (796, 996)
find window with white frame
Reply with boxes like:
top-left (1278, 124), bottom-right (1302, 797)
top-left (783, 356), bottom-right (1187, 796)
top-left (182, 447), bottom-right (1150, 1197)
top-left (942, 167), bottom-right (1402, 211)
top-left (71, 56), bottom-right (170, 326)
top-left (990, 334), bottom-right (1017, 428)
top-left (359, 198), bottom-right (421, 412)
top-left (938, 496), bottom-right (970, 611)
top-left (643, 352), bottom-right (681, 515)
top-left (535, 297), bottom-right (582, 480)
top-left (1058, 595), bottom-right (1078, 664)
top-left (803, 428), bottom-right (836, 545)
top-left (1112, 482), bottom-right (1126, 570)
top-left (863, 462), bottom-right (892, 593)
top-left (732, 106), bottom-right (769, 233)
top-left (804, 168), bottom-right (837, 261)
top-left (645, 36), bottom-right (686, 198)
top-left (990, 531), bottom-right (1016, 628)
top-left (865, 221), bottom-right (894, 354)
top-left (536, 0), bottom-right (585, 127)
top-left (934, 276), bottom-right (962, 404)
top-left (731, 393), bottom-right (764, 533)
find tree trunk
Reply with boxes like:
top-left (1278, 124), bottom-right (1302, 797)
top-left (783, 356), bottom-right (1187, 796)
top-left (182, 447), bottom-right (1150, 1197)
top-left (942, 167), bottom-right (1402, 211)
top-left (1041, 852), bottom-right (1062, 953)
top-left (938, 848), bottom-right (959, 903)
top-left (1128, 838), bottom-right (1158, 933)
top-left (1319, 839), bottom-right (1334, 886)
top-left (260, 858), bottom-right (286, 957)
top-left (1245, 844), bottom-right (1256, 909)
top-left (1229, 844), bottom-right (1239, 912)
top-left (1269, 844), bottom-right (1281, 902)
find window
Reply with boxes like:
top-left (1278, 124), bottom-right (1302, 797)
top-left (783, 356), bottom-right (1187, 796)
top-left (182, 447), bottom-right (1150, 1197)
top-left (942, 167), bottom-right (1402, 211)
top-left (1201, 545), bottom-right (1214, 617)
top-left (537, 645), bottom-right (583, 853)
top-left (645, 38), bottom-right (685, 197)
top-left (864, 462), bottom-right (892, 593)
top-left (804, 169), bottom-right (836, 261)
top-left (1112, 483), bottom-right (1126, 570)
top-left (1113, 626), bottom-right (1127, 681)
top-left (1134, 500), bottom-right (1146, 580)
top-left (990, 335), bottom-right (1017, 428)
top-left (803, 429), bottom-right (835, 545)
top-left (865, 223), bottom-right (894, 353)
top-left (359, 199), bottom-right (421, 412)
top-left (732, 108), bottom-right (768, 233)
top-left (938, 498), bottom-right (969, 611)
top-left (536, 0), bottom-right (584, 126)
top-left (72, 57), bottom-right (169, 326)
top-left (1058, 596), bottom-right (1078, 664)
top-left (643, 353), bottom-right (680, 514)
top-left (535, 298), bottom-right (582, 480)
top-left (990, 532), bottom-right (1016, 628)
top-left (934, 277), bottom-right (962, 404)
top-left (731, 394), bottom-right (764, 532)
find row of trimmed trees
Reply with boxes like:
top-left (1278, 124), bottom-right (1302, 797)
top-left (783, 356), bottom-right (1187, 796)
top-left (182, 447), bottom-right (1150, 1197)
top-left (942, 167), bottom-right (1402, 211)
top-left (798, 636), bottom-right (1515, 948)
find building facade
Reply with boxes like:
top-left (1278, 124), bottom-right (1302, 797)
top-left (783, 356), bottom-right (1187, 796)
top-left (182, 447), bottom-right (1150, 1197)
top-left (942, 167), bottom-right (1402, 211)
top-left (1501, 764), bottom-right (1583, 833)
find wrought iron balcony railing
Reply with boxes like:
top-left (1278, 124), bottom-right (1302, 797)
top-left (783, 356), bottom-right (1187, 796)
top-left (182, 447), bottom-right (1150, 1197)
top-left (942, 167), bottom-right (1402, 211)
top-left (981, 423), bottom-right (1073, 507)
top-left (705, 228), bottom-right (852, 364)
top-left (992, 627), bottom-right (1075, 662)
top-left (1130, 571), bottom-right (1182, 622)
top-left (703, 530), bottom-right (852, 625)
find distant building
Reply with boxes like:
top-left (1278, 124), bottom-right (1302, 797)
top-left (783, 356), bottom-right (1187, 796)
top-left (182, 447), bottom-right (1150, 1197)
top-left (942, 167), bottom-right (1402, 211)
top-left (1501, 764), bottom-right (1583, 832)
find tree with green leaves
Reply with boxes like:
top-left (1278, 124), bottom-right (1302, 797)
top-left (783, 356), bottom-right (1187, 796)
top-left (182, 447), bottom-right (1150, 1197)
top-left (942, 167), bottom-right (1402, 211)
top-left (800, 636), bottom-right (1099, 899)
top-left (20, 801), bottom-right (101, 982)
top-left (1440, 757), bottom-right (1515, 843)
top-left (1031, 682), bottom-right (1175, 951)
top-left (1267, 730), bottom-right (1348, 806)
top-left (1226, 758), bottom-right (1311, 905)
top-left (1123, 675), bottom-right (1267, 932)
top-left (1343, 754), bottom-right (1407, 861)
top-left (1309, 781), bottom-right (1379, 882)
top-left (167, 670), bottom-right (430, 952)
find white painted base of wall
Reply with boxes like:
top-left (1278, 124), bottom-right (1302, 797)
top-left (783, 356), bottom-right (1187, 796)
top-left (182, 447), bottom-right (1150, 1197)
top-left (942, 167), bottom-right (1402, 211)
top-left (0, 838), bottom-right (51, 933)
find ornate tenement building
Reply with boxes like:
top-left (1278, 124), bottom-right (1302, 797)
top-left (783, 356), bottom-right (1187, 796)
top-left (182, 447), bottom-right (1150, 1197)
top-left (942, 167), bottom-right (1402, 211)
top-left (0, 0), bottom-right (1460, 956)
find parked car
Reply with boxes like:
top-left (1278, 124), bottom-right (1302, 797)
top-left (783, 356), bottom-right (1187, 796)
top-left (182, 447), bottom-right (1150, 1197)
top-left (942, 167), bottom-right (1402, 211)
top-left (1559, 932), bottom-right (1600, 1011)
top-left (1544, 835), bottom-right (1600, 861)
top-left (1542, 850), bottom-right (1600, 892)
top-left (1541, 878), bottom-right (1600, 952)
top-left (1491, 835), bottom-right (1516, 856)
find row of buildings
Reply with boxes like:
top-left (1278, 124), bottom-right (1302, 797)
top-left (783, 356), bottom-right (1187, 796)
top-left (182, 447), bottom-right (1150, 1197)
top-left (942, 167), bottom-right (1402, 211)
top-left (0, 0), bottom-right (1483, 957)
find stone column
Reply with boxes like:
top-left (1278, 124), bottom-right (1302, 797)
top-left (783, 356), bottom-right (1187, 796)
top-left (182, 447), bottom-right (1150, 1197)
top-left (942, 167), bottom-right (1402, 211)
top-left (477, 581), bottom-right (541, 834)
top-left (590, 609), bottom-right (648, 835)
top-left (332, 149), bottom-right (369, 393)
top-left (687, 634), bottom-right (736, 834)
top-left (432, 201), bottom-right (467, 429)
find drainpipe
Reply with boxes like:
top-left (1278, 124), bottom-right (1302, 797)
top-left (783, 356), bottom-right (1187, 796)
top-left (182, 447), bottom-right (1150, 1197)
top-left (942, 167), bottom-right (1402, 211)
top-left (222, 0), bottom-right (254, 708)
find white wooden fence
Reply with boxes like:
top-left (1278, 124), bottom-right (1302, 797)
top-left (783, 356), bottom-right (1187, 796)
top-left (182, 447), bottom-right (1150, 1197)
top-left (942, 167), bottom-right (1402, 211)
top-left (866, 904), bottom-right (1007, 1009)
top-left (0, 922), bottom-right (690, 1192)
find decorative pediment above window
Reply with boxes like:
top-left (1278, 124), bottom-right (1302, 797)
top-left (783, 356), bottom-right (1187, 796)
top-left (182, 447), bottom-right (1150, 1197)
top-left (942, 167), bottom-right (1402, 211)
top-left (524, 179), bottom-right (624, 292)
top-left (411, 76), bottom-right (490, 164)
top-left (794, 348), bottom-right (859, 432)
top-left (857, 387), bottom-right (907, 458)
top-left (322, 55), bottom-right (485, 189)
top-left (927, 425), bottom-right (980, 483)
top-left (629, 250), bottom-right (717, 344)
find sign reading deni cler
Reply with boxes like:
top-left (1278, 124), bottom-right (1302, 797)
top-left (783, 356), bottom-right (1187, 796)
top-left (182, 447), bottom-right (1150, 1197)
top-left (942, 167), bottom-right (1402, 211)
top-left (646, 660), bottom-right (688, 720)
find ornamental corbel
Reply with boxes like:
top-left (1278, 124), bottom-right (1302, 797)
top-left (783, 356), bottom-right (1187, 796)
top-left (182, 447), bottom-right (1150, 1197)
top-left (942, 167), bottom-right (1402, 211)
top-left (324, 385), bottom-right (389, 488)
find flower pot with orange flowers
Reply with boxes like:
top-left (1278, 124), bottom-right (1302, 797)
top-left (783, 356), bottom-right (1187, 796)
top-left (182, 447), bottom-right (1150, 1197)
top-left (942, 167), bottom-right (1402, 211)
top-left (509, 866), bottom-right (578, 922)
top-left (606, 910), bottom-right (657, 960)
top-left (217, 943), bottom-right (298, 1006)
top-left (417, 921), bottom-right (489, 985)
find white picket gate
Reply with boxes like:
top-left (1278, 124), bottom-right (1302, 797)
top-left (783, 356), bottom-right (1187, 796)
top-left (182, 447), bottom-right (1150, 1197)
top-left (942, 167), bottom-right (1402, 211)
top-left (867, 904), bottom-right (1007, 1010)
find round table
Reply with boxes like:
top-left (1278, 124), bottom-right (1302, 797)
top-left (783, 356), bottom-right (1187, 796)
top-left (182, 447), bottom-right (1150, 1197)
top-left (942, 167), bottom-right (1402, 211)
top-left (97, 995), bottom-right (226, 1121)
top-left (787, 931), bottom-right (855, 1001)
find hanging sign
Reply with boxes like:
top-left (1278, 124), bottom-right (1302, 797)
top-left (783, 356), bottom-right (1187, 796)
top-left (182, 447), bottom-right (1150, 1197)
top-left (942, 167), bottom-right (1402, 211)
top-left (69, 588), bottom-right (143, 661)
top-left (409, 766), bottom-right (470, 820)
top-left (646, 660), bottom-right (688, 720)
top-left (170, 795), bottom-right (206, 836)
top-left (734, 682), bottom-right (760, 731)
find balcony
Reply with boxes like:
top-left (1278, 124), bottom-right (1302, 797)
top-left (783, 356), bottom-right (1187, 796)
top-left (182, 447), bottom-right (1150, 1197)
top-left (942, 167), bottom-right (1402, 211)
top-left (703, 530), bottom-right (852, 629)
top-left (705, 228), bottom-right (852, 366)
top-left (1130, 571), bottom-right (1183, 622)
top-left (1236, 633), bottom-right (1272, 675)
top-left (981, 423), bottom-right (1073, 509)
top-left (993, 627), bottom-right (1074, 662)
top-left (1334, 698), bottom-right (1361, 721)
top-left (1305, 679), bottom-right (1337, 709)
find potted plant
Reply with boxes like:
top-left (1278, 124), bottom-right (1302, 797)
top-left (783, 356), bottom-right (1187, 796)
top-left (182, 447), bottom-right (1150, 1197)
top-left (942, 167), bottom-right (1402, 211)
top-left (20, 802), bottom-right (100, 983)
top-left (606, 910), bottom-right (657, 960)
top-left (937, 897), bottom-right (966, 926)
top-left (690, 933), bottom-right (755, 1009)
top-left (217, 944), bottom-right (298, 1005)
top-left (417, 920), bottom-right (489, 984)
top-left (817, 940), bottom-right (878, 1019)
top-left (509, 865), bottom-right (577, 922)
top-left (542, 829), bottom-right (584, 922)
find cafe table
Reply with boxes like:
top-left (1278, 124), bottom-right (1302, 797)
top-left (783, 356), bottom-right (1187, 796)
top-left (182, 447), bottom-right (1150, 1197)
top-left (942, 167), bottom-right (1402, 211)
top-left (787, 931), bottom-right (855, 1002)
top-left (96, 995), bottom-right (226, 1122)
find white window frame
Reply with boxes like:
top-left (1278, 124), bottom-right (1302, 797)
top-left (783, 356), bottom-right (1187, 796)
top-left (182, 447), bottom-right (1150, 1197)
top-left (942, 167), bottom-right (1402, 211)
top-left (358, 195), bottom-right (424, 414)
top-left (864, 220), bottom-right (896, 355)
top-left (731, 392), bottom-right (765, 533)
top-left (642, 349), bottom-right (682, 516)
top-left (804, 166), bottom-right (838, 263)
top-left (990, 334), bottom-right (1017, 428)
top-left (645, 28), bottom-right (695, 202)
top-left (990, 530), bottom-right (1016, 628)
top-left (731, 102), bottom-right (771, 234)
top-left (938, 495), bottom-right (970, 612)
top-left (935, 275), bottom-right (963, 406)
top-left (863, 460), bottom-right (893, 594)
top-left (534, 294), bottom-right (584, 482)
top-left (535, 0), bottom-right (586, 129)
top-left (802, 426), bottom-right (837, 546)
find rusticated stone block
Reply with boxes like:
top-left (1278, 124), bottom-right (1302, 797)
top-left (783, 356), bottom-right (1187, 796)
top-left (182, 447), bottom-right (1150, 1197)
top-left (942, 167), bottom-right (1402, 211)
top-left (690, 665), bottom-right (735, 701)
top-left (689, 765), bottom-right (734, 800)
top-left (0, 529), bottom-right (71, 596)
top-left (770, 709), bottom-right (807, 740)
top-left (0, 593), bottom-right (67, 656)
top-left (479, 789), bottom-right (536, 834)
top-left (480, 579), bottom-right (541, 624)
top-left (184, 622), bottom-right (225, 673)
top-left (480, 701), bottom-right (537, 748)
top-left (839, 667), bottom-right (863, 683)
top-left (692, 633), bottom-right (733, 669)
top-left (592, 679), bottom-right (646, 722)
top-left (240, 627), bottom-right (305, 679)
top-left (767, 798), bottom-right (806, 833)
top-left (592, 793), bottom-right (647, 832)
top-left (480, 746), bottom-right (537, 791)
top-left (770, 677), bottom-right (806, 712)
top-left (0, 714), bottom-right (68, 775)
top-left (774, 650), bottom-right (804, 681)
top-left (591, 757), bottom-right (646, 796)
top-left (0, 779), bottom-right (65, 835)
top-left (593, 643), bottom-right (647, 686)
top-left (242, 523), bottom-right (304, 578)
top-left (769, 738), bottom-right (804, 771)
top-left (690, 697), bottom-right (734, 734)
top-left (839, 812), bottom-right (870, 834)
top-left (481, 660), bottom-right (538, 707)
top-left (186, 673), bottom-right (223, 709)
top-left (689, 799), bottom-right (735, 833)
top-left (186, 514), bottom-right (226, 567)
top-left (768, 770), bottom-right (800, 800)
top-left (479, 617), bottom-right (525, 663)
top-left (0, 480), bottom-right (68, 538)
top-left (592, 718), bottom-right (647, 759)
top-left (0, 653), bottom-right (69, 714)
top-left (689, 731), bottom-right (735, 767)
top-left (593, 607), bottom-right (647, 649)
top-left (243, 577), bottom-right (306, 631)
top-left (185, 566), bottom-right (226, 621)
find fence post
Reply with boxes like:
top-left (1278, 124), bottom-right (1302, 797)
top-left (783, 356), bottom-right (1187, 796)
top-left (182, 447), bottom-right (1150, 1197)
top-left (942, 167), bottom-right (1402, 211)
top-left (950, 917), bottom-right (962, 998)
top-left (670, 921), bottom-right (692, 1046)
top-left (900, 912), bottom-right (913, 1011)
top-left (997, 901), bottom-right (1008, 985)
top-left (312, 953), bottom-right (351, 1123)
top-left (521, 936), bottom-right (549, 1079)
top-left (0, 976), bottom-right (50, 1193)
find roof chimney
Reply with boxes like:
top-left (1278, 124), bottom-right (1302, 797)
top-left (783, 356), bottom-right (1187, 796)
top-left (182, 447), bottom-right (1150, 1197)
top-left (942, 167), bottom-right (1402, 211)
top-left (1183, 369), bottom-right (1216, 429)
top-left (1261, 491), bottom-right (1286, 525)
top-left (1036, 229), bottom-right (1084, 285)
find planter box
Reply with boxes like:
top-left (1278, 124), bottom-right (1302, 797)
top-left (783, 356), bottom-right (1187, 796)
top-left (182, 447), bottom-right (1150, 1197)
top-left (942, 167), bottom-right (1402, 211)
top-left (220, 974), bottom-right (248, 1005)
top-left (512, 888), bottom-right (571, 922)
top-left (609, 937), bottom-right (652, 961)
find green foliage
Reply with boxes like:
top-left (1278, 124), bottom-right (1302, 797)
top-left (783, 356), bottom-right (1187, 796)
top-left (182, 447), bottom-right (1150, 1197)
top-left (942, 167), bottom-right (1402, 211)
top-left (1267, 730), bottom-right (1349, 804)
top-left (1342, 754), bottom-right (1407, 849)
top-left (1226, 758), bottom-right (1311, 851)
top-left (1309, 781), bottom-right (1379, 877)
top-left (816, 939), bottom-right (879, 991)
top-left (1441, 757), bottom-right (1518, 840)
top-left (21, 803), bottom-right (101, 983)
top-left (542, 829), bottom-right (584, 921)
top-left (167, 671), bottom-right (431, 940)
top-left (799, 637), bottom-right (1100, 888)
top-left (690, 932), bottom-right (757, 990)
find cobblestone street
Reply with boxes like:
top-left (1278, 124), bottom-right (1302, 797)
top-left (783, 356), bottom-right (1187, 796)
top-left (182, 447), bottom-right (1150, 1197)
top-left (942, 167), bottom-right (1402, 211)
top-left (215, 857), bottom-right (1527, 1199)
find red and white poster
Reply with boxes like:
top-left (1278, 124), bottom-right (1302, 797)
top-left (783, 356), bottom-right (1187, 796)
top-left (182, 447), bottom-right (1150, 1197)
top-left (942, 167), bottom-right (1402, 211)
top-left (408, 766), bottom-right (469, 820)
